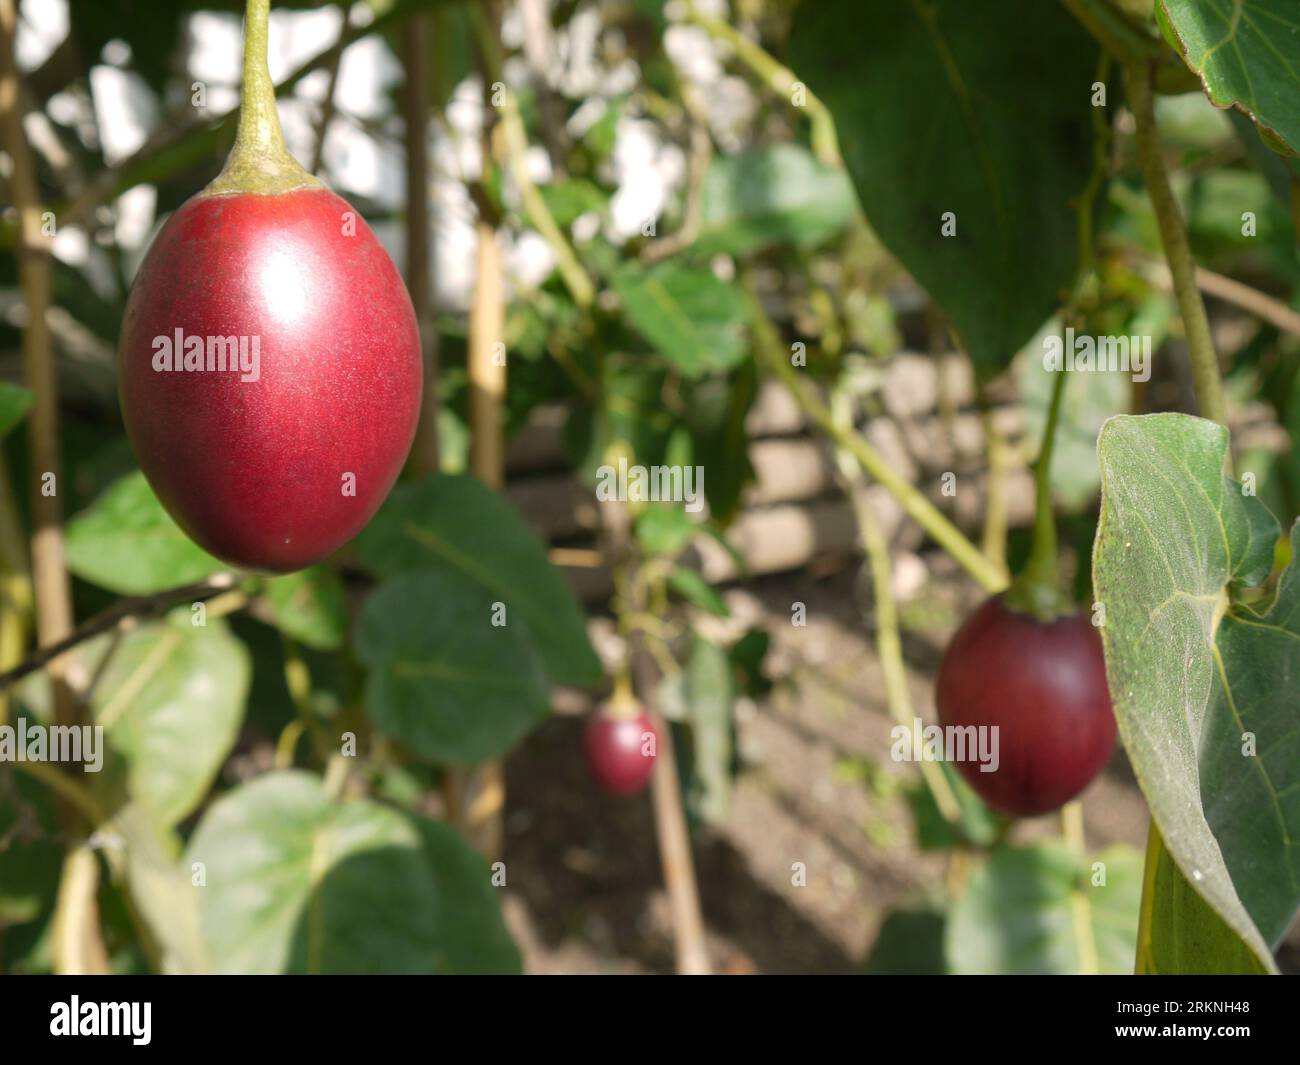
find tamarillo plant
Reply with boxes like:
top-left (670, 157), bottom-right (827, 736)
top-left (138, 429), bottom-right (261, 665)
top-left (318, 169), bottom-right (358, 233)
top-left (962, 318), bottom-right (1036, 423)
top-left (0, 0), bottom-right (1297, 978)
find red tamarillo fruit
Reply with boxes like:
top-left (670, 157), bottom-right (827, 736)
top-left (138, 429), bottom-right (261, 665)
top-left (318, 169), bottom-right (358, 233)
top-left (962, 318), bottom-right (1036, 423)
top-left (584, 697), bottom-right (658, 796)
top-left (118, 0), bottom-right (420, 572)
top-left (935, 595), bottom-right (1116, 817)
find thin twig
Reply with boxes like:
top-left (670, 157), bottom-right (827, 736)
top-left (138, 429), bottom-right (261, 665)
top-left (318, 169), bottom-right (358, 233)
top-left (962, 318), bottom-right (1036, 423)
top-left (1139, 259), bottom-right (1300, 340)
top-left (744, 277), bottom-right (1007, 594)
top-left (402, 10), bottom-right (440, 475)
top-left (0, 574), bottom-right (237, 692)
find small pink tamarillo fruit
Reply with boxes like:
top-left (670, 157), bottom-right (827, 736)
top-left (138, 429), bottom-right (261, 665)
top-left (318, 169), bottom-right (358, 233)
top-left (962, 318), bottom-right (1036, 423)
top-left (584, 691), bottom-right (658, 796)
top-left (119, 0), bottom-right (420, 572)
top-left (935, 595), bottom-right (1116, 816)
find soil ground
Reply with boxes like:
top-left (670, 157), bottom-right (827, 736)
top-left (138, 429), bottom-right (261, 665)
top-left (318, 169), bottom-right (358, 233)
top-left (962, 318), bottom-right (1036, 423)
top-left (499, 555), bottom-right (1300, 975)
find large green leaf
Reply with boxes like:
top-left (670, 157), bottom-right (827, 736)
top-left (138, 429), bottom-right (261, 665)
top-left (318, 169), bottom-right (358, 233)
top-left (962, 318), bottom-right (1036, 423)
top-left (946, 843), bottom-right (1142, 974)
top-left (611, 262), bottom-right (749, 378)
top-left (789, 0), bottom-right (1099, 377)
top-left (1161, 0), bottom-right (1300, 156)
top-left (93, 613), bottom-right (250, 827)
top-left (1094, 413), bottom-right (1297, 972)
top-left (184, 771), bottom-right (520, 974)
top-left (0, 382), bottom-right (32, 439)
top-left (65, 471), bottom-right (223, 595)
top-left (693, 144), bottom-right (856, 255)
top-left (355, 474), bottom-right (599, 686)
top-left (357, 570), bottom-right (550, 764)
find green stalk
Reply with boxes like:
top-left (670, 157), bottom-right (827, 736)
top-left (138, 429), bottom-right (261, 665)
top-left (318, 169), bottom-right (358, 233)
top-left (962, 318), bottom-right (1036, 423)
top-left (1126, 60), bottom-right (1225, 428)
top-left (744, 279), bottom-right (1007, 595)
top-left (204, 0), bottom-right (319, 197)
top-left (1005, 365), bottom-right (1071, 618)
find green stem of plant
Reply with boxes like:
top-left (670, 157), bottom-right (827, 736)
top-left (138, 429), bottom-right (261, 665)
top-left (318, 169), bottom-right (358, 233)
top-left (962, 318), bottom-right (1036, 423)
top-left (683, 3), bottom-right (840, 167)
top-left (830, 392), bottom-right (963, 825)
top-left (1126, 60), bottom-right (1226, 428)
top-left (206, 0), bottom-right (317, 196)
top-left (745, 281), bottom-right (1007, 595)
top-left (1006, 365), bottom-right (1069, 617)
top-left (1061, 799), bottom-right (1100, 975)
top-left (15, 760), bottom-right (106, 826)
top-left (1061, 0), bottom-right (1162, 66)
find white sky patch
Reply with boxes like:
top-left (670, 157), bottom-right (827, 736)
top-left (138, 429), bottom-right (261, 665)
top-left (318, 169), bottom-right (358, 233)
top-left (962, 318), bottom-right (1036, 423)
top-left (88, 65), bottom-right (157, 165)
top-left (14, 0), bottom-right (68, 70)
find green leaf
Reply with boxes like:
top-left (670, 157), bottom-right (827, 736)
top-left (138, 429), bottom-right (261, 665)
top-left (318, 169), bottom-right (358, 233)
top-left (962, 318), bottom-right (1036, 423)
top-left (93, 614), bottom-right (250, 827)
top-left (185, 771), bottom-right (520, 974)
top-left (1161, 0), bottom-right (1300, 156)
top-left (0, 770), bottom-right (61, 929)
top-left (356, 474), bottom-right (599, 686)
top-left (0, 382), bottom-right (32, 439)
top-left (538, 177), bottom-right (609, 228)
top-left (864, 902), bottom-right (947, 974)
top-left (946, 843), bottom-right (1142, 974)
top-left (1094, 413), bottom-right (1297, 973)
top-left (634, 503), bottom-right (694, 557)
top-left (261, 566), bottom-right (348, 651)
top-left (790, 0), bottom-right (1099, 377)
top-left (65, 471), bottom-right (223, 595)
top-left (107, 804), bottom-right (208, 975)
top-left (668, 566), bottom-right (730, 618)
top-left (612, 262), bottom-right (749, 378)
top-left (357, 570), bottom-right (550, 764)
top-left (685, 634), bottom-right (733, 824)
top-left (693, 144), bottom-right (856, 255)
top-left (1136, 824), bottom-right (1270, 975)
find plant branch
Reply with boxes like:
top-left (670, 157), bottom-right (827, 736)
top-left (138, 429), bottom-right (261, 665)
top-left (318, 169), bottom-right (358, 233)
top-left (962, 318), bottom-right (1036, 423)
top-left (830, 392), bottom-right (963, 825)
top-left (402, 9), bottom-right (441, 475)
top-left (1126, 60), bottom-right (1226, 427)
top-left (0, 0), bottom-right (78, 736)
top-left (1062, 0), bottom-right (1163, 66)
top-left (744, 280), bottom-right (1007, 594)
top-left (0, 574), bottom-right (238, 692)
top-left (1139, 259), bottom-right (1300, 340)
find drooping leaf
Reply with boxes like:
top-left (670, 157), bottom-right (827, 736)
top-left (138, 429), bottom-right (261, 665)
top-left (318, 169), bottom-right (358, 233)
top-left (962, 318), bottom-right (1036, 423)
top-left (66, 471), bottom-right (223, 595)
top-left (1160, 0), bottom-right (1300, 157)
top-left (185, 771), bottom-right (520, 974)
top-left (693, 144), bottom-right (856, 255)
top-left (946, 843), bottom-right (1142, 974)
top-left (668, 566), bottom-right (729, 617)
top-left (790, 0), bottom-right (1100, 377)
top-left (864, 902), bottom-right (947, 974)
top-left (356, 474), bottom-right (599, 686)
top-left (92, 613), bottom-right (250, 827)
top-left (1094, 413), bottom-right (1297, 972)
top-left (612, 262), bottom-right (749, 378)
top-left (357, 569), bottom-right (550, 764)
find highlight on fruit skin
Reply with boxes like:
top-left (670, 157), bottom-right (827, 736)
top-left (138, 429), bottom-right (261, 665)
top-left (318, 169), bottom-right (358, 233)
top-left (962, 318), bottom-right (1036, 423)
top-left (117, 0), bottom-right (421, 574)
top-left (934, 594), bottom-right (1117, 817)
top-left (583, 699), bottom-right (658, 796)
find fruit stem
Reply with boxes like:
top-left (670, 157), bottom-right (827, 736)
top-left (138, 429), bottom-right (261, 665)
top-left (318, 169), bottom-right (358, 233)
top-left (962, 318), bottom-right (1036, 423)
top-left (205, 0), bottom-right (319, 197)
top-left (1005, 364), bottom-right (1071, 619)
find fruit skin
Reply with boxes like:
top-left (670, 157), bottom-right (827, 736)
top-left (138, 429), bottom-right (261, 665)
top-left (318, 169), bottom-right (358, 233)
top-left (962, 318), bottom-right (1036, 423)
top-left (935, 595), bottom-right (1116, 817)
top-left (583, 706), bottom-right (657, 796)
top-left (119, 186), bottom-right (421, 572)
